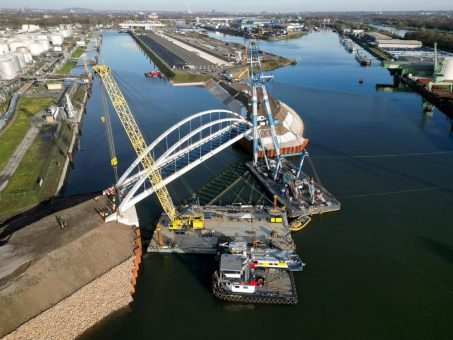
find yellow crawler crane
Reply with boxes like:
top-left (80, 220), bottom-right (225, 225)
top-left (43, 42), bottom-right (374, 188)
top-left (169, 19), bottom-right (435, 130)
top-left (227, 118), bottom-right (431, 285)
top-left (233, 67), bottom-right (249, 82)
top-left (93, 65), bottom-right (203, 231)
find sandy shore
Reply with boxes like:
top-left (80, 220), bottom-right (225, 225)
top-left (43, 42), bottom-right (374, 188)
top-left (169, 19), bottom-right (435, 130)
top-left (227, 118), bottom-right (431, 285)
top-left (4, 256), bottom-right (134, 340)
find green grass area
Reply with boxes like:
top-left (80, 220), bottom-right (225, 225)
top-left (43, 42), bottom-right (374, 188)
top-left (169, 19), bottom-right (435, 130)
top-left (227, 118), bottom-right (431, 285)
top-left (172, 71), bottom-right (211, 84)
top-left (0, 97), bottom-right (54, 171)
top-left (0, 122), bottom-right (73, 219)
top-left (228, 57), bottom-right (293, 80)
top-left (71, 47), bottom-right (85, 58)
top-left (56, 61), bottom-right (77, 75)
top-left (262, 57), bottom-right (294, 70)
top-left (267, 32), bottom-right (304, 41)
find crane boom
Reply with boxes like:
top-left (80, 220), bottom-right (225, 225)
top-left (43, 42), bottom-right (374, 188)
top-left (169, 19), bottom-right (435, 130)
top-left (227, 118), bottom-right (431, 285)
top-left (93, 65), bottom-right (177, 221)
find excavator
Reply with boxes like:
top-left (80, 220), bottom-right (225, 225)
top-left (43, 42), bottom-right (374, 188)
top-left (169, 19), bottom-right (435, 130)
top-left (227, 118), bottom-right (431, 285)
top-left (93, 64), bottom-right (204, 231)
top-left (233, 67), bottom-right (249, 82)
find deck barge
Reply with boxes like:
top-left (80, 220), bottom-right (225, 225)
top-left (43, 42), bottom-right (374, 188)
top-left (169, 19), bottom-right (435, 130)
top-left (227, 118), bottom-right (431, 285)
top-left (147, 205), bottom-right (296, 254)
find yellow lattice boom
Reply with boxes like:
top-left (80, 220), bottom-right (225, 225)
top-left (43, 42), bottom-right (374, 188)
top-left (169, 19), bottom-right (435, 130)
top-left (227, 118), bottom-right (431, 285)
top-left (93, 65), bottom-right (177, 221)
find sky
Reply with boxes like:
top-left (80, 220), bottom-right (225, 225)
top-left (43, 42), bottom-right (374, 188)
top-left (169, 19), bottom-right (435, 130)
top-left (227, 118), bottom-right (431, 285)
top-left (0, 0), bottom-right (451, 12)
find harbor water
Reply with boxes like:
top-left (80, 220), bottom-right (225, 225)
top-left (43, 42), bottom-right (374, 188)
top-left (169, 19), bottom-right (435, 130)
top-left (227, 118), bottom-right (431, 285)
top-left (70, 31), bottom-right (453, 339)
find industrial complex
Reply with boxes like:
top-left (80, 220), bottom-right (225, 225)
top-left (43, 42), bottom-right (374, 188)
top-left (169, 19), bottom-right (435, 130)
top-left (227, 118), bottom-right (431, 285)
top-left (0, 7), bottom-right (453, 339)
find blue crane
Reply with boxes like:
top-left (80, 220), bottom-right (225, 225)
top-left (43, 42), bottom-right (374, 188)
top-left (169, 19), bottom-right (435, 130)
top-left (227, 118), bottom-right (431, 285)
top-left (247, 40), bottom-right (307, 180)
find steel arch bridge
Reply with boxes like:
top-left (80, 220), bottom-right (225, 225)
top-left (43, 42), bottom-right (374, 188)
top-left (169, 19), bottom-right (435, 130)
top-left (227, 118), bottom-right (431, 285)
top-left (115, 109), bottom-right (252, 214)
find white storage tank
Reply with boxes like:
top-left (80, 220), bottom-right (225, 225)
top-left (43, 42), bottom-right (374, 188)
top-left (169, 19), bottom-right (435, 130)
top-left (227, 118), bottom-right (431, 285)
top-left (16, 46), bottom-right (29, 53)
top-left (16, 47), bottom-right (33, 63)
top-left (8, 40), bottom-right (27, 52)
top-left (0, 42), bottom-right (9, 55)
top-left (11, 54), bottom-right (21, 71)
top-left (37, 39), bottom-right (50, 51)
top-left (29, 43), bottom-right (43, 56)
top-left (14, 52), bottom-right (26, 69)
top-left (29, 25), bottom-right (39, 32)
top-left (0, 54), bottom-right (18, 80)
top-left (441, 57), bottom-right (453, 81)
top-left (50, 34), bottom-right (63, 46)
top-left (60, 24), bottom-right (73, 36)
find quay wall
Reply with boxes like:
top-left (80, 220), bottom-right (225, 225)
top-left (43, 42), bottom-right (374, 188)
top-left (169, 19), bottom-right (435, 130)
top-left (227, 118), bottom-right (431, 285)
top-left (55, 86), bottom-right (89, 195)
top-left (129, 31), bottom-right (175, 79)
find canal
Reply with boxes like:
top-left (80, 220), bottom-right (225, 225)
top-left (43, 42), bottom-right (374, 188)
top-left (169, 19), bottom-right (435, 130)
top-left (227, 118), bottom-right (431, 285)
top-left (73, 31), bottom-right (453, 339)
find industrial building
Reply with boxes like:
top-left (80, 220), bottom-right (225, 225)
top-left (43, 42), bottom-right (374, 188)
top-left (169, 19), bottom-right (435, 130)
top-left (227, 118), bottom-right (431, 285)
top-left (0, 24), bottom-right (74, 80)
top-left (364, 31), bottom-right (392, 42)
top-left (364, 31), bottom-right (422, 50)
top-left (377, 39), bottom-right (423, 49)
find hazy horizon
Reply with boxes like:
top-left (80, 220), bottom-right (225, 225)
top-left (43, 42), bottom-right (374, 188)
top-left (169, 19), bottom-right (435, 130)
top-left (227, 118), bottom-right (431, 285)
top-left (0, 0), bottom-right (452, 12)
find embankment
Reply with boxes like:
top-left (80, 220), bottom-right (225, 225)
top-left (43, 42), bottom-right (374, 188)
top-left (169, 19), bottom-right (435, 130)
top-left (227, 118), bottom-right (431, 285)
top-left (0, 196), bottom-right (142, 338)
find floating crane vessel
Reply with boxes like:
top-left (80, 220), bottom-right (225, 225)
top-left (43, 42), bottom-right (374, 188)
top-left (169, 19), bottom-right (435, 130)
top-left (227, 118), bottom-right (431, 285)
top-left (243, 40), bottom-right (341, 220)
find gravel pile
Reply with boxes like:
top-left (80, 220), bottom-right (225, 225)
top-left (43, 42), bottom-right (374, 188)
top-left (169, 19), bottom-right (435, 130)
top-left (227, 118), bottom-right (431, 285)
top-left (4, 257), bottom-right (134, 340)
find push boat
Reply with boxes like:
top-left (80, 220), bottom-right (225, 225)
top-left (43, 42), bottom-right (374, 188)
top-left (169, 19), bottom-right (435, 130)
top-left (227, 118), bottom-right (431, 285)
top-left (212, 242), bottom-right (301, 305)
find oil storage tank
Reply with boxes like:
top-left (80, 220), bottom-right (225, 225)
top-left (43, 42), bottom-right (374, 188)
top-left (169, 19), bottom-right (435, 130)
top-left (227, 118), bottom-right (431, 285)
top-left (14, 52), bottom-right (26, 69)
top-left (0, 41), bottom-right (9, 55)
top-left (29, 43), bottom-right (43, 56)
top-left (37, 39), bottom-right (50, 51)
top-left (8, 40), bottom-right (27, 53)
top-left (0, 54), bottom-right (18, 80)
top-left (49, 34), bottom-right (63, 46)
top-left (16, 47), bottom-right (33, 63)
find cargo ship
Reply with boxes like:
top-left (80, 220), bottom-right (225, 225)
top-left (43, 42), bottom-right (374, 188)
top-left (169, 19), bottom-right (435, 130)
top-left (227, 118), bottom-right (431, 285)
top-left (342, 39), bottom-right (356, 53)
top-left (355, 50), bottom-right (372, 66)
top-left (212, 242), bottom-right (299, 305)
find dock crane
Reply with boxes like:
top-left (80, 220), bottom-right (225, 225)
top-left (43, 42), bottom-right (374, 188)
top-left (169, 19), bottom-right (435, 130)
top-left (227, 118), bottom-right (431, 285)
top-left (248, 40), bottom-right (307, 180)
top-left (93, 65), bottom-right (203, 230)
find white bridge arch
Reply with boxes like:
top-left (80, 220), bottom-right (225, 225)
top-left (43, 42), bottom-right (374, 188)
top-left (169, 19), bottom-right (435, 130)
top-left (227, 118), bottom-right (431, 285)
top-left (115, 109), bottom-right (252, 214)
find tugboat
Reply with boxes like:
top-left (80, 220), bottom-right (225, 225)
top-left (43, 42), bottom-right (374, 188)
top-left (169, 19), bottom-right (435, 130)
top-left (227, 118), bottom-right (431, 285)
top-left (144, 70), bottom-right (161, 78)
top-left (212, 242), bottom-right (299, 305)
top-left (355, 50), bottom-right (372, 66)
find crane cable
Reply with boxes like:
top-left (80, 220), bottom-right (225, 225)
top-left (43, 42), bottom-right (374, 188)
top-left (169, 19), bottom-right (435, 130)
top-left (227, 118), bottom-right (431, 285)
top-left (305, 149), bottom-right (323, 188)
top-left (99, 83), bottom-right (119, 183)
